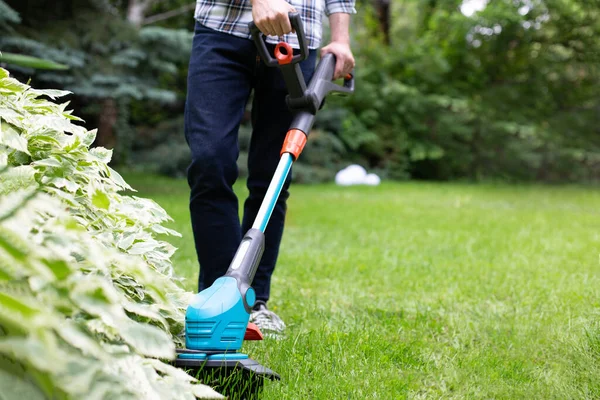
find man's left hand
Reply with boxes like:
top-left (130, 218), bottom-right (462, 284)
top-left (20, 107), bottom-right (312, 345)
top-left (321, 41), bottom-right (355, 80)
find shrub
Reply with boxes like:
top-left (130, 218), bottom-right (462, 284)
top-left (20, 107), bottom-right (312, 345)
top-left (0, 67), bottom-right (222, 399)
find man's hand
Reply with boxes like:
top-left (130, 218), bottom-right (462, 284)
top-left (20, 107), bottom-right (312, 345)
top-left (321, 13), bottom-right (355, 80)
top-left (251, 0), bottom-right (296, 37)
top-left (321, 41), bottom-right (354, 80)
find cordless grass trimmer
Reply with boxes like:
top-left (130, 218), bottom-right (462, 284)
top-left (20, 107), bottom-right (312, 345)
top-left (173, 13), bottom-right (354, 398)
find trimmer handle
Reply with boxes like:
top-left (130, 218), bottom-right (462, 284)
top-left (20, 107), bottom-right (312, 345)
top-left (311, 53), bottom-right (355, 96)
top-left (285, 52), bottom-right (355, 119)
top-left (248, 12), bottom-right (309, 66)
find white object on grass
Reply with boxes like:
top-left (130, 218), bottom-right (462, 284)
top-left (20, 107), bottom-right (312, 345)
top-left (335, 164), bottom-right (380, 186)
top-left (364, 173), bottom-right (381, 186)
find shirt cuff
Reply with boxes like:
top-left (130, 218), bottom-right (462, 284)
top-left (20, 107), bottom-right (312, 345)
top-left (324, 1), bottom-right (357, 16)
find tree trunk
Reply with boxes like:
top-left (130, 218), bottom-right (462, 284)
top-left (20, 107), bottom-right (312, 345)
top-left (373, 0), bottom-right (391, 44)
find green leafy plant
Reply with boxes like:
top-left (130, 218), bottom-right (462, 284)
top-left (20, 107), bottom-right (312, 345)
top-left (0, 67), bottom-right (222, 399)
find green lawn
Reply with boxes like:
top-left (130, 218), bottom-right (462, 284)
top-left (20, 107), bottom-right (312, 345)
top-left (125, 173), bottom-right (600, 399)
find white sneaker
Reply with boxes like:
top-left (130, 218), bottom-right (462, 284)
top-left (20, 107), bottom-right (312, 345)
top-left (250, 301), bottom-right (286, 338)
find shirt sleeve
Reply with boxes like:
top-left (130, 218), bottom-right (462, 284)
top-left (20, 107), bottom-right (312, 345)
top-left (324, 0), bottom-right (357, 16)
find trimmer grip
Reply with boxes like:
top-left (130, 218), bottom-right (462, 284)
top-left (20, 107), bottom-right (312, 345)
top-left (310, 53), bottom-right (355, 95)
top-left (288, 12), bottom-right (309, 61)
top-left (248, 12), bottom-right (309, 66)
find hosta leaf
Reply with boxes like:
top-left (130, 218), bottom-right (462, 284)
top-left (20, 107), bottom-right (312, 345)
top-left (0, 107), bottom-right (22, 127)
top-left (42, 258), bottom-right (71, 280)
top-left (70, 277), bottom-right (121, 316)
top-left (48, 177), bottom-right (79, 193)
top-left (108, 168), bottom-right (133, 191)
top-left (56, 324), bottom-right (106, 360)
top-left (29, 88), bottom-right (71, 100)
top-left (43, 186), bottom-right (78, 206)
top-left (122, 301), bottom-right (169, 330)
top-left (191, 383), bottom-right (226, 400)
top-left (151, 224), bottom-right (182, 237)
top-left (0, 227), bottom-right (29, 261)
top-left (89, 147), bottom-right (112, 164)
top-left (145, 358), bottom-right (197, 383)
top-left (33, 157), bottom-right (62, 168)
top-left (0, 77), bottom-right (29, 93)
top-left (0, 165), bottom-right (36, 194)
top-left (117, 232), bottom-right (136, 250)
top-left (91, 188), bottom-right (110, 210)
top-left (120, 320), bottom-right (175, 359)
top-left (30, 115), bottom-right (84, 136)
top-left (128, 240), bottom-right (160, 255)
top-left (0, 292), bottom-right (40, 333)
top-left (145, 359), bottom-right (224, 399)
top-left (0, 69), bottom-right (205, 399)
top-left (0, 121), bottom-right (29, 155)
top-left (82, 129), bottom-right (97, 147)
top-left (62, 362), bottom-right (109, 398)
top-left (0, 368), bottom-right (46, 400)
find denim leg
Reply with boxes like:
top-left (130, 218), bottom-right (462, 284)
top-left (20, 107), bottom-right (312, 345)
top-left (185, 23), bottom-right (256, 292)
top-left (240, 50), bottom-right (317, 302)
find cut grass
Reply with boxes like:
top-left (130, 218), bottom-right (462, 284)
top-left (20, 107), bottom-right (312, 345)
top-left (124, 172), bottom-right (600, 399)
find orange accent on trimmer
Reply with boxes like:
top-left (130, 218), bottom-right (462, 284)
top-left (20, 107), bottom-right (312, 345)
top-left (244, 323), bottom-right (264, 340)
top-left (281, 129), bottom-right (307, 160)
top-left (274, 42), bottom-right (294, 65)
top-left (345, 73), bottom-right (353, 80)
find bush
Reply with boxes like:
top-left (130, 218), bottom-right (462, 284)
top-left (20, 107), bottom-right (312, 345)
top-left (0, 67), bottom-right (222, 399)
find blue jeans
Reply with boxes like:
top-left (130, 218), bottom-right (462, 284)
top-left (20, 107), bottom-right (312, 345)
top-left (184, 22), bottom-right (317, 302)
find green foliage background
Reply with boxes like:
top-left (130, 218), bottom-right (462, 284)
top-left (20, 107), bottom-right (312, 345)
top-left (1, 0), bottom-right (599, 184)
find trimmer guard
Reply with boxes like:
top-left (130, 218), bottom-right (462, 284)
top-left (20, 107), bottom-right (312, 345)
top-left (174, 349), bottom-right (280, 399)
top-left (173, 349), bottom-right (281, 380)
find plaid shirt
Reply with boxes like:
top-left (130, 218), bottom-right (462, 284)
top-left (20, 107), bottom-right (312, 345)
top-left (194, 0), bottom-right (356, 50)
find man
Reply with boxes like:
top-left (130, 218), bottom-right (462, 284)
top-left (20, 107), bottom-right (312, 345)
top-left (185, 0), bottom-right (355, 335)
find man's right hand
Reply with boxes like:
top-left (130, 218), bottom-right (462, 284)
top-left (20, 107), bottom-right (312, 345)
top-left (251, 0), bottom-right (296, 37)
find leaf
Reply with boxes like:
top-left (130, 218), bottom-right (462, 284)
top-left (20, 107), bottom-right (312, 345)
top-left (0, 368), bottom-right (46, 400)
top-left (49, 177), bottom-right (79, 193)
top-left (29, 88), bottom-right (71, 100)
top-left (108, 167), bottom-right (133, 191)
top-left (55, 324), bottom-right (106, 360)
top-left (33, 157), bottom-right (62, 168)
top-left (42, 258), bottom-right (72, 280)
top-left (122, 301), bottom-right (169, 330)
top-left (0, 291), bottom-right (39, 328)
top-left (0, 77), bottom-right (29, 94)
top-left (0, 108), bottom-right (22, 127)
top-left (0, 165), bottom-right (36, 194)
top-left (151, 224), bottom-right (182, 237)
top-left (0, 228), bottom-right (29, 262)
top-left (128, 240), bottom-right (160, 255)
top-left (0, 68), bottom-right (198, 400)
top-left (91, 189), bottom-right (110, 210)
top-left (81, 129), bottom-right (97, 147)
top-left (117, 232), bottom-right (136, 250)
top-left (70, 277), bottom-right (121, 315)
top-left (89, 147), bottom-right (112, 164)
top-left (0, 121), bottom-right (29, 155)
top-left (191, 383), bottom-right (226, 400)
top-left (30, 115), bottom-right (84, 136)
top-left (120, 320), bottom-right (175, 359)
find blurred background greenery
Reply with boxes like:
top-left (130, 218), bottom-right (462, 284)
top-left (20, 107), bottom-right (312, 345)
top-left (1, 0), bottom-right (599, 184)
